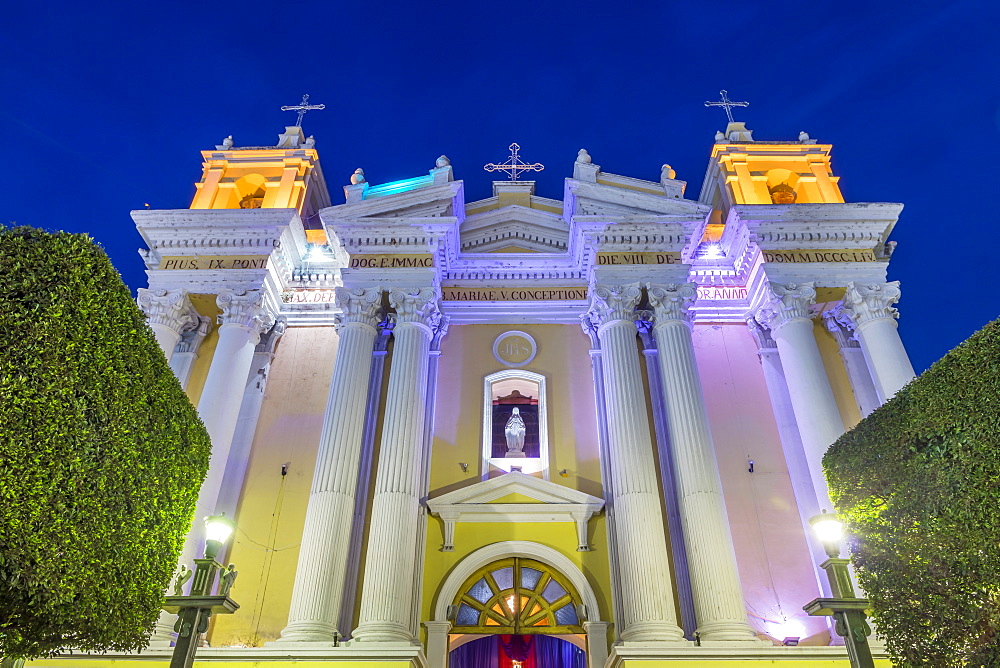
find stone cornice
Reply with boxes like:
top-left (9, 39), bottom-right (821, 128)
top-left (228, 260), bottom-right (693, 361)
top-left (133, 208), bottom-right (298, 257)
top-left (733, 202), bottom-right (902, 251)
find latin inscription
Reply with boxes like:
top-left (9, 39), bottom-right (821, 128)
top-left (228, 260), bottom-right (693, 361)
top-left (442, 287), bottom-right (588, 301)
top-left (160, 255), bottom-right (269, 270)
top-left (348, 254), bottom-right (434, 269)
top-left (597, 252), bottom-right (682, 265)
top-left (762, 249), bottom-right (877, 263)
top-left (698, 286), bottom-right (748, 301)
top-left (282, 291), bottom-right (338, 304)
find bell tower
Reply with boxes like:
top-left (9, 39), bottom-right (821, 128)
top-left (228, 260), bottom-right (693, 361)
top-left (698, 126), bottom-right (845, 213)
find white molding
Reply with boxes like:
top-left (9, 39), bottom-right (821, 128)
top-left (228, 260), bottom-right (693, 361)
top-left (427, 472), bottom-right (604, 553)
top-left (481, 370), bottom-right (549, 479)
top-left (431, 540), bottom-right (604, 625)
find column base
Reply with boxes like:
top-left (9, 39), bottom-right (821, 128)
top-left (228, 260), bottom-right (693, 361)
top-left (351, 621), bottom-right (418, 644)
top-left (273, 621), bottom-right (340, 644)
top-left (695, 620), bottom-right (770, 644)
top-left (618, 620), bottom-right (687, 643)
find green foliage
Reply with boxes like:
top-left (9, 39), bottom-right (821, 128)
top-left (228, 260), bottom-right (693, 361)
top-left (825, 319), bottom-right (1000, 667)
top-left (0, 226), bottom-right (211, 658)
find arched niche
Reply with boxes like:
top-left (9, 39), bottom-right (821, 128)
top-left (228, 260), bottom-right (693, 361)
top-left (765, 168), bottom-right (801, 204)
top-left (234, 173), bottom-right (268, 209)
top-left (482, 369), bottom-right (549, 479)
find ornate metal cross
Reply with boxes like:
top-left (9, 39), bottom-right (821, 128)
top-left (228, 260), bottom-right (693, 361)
top-left (704, 90), bottom-right (749, 124)
top-left (280, 94), bottom-right (326, 127)
top-left (484, 143), bottom-right (544, 181)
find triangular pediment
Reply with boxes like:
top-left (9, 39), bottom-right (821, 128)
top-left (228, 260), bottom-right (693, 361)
top-left (428, 471), bottom-right (603, 508)
top-left (460, 205), bottom-right (569, 253)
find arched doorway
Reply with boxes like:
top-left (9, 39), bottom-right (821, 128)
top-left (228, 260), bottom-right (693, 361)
top-left (428, 541), bottom-right (608, 668)
top-left (447, 557), bottom-right (586, 668)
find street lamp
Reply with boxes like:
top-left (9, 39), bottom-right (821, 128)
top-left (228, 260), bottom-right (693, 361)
top-left (802, 512), bottom-right (875, 668)
top-left (162, 514), bottom-right (240, 668)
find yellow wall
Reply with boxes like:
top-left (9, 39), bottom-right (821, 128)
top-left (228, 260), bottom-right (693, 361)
top-left (210, 326), bottom-right (341, 647)
top-left (423, 324), bottom-right (612, 630)
top-left (184, 294), bottom-right (221, 406)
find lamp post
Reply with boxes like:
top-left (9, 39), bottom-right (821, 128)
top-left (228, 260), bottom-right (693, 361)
top-left (802, 512), bottom-right (875, 668)
top-left (162, 514), bottom-right (240, 668)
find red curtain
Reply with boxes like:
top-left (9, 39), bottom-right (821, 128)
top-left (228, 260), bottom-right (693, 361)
top-left (498, 635), bottom-right (535, 668)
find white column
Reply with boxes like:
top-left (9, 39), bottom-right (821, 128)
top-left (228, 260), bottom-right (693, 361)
top-left (646, 284), bottom-right (758, 643)
top-left (587, 283), bottom-right (685, 643)
top-left (278, 287), bottom-right (384, 642)
top-left (823, 310), bottom-right (880, 417)
top-left (584, 621), bottom-right (610, 668)
top-left (353, 288), bottom-right (441, 644)
top-left (424, 621), bottom-right (451, 668)
top-left (841, 282), bottom-right (916, 403)
top-left (753, 282), bottom-right (843, 510)
top-left (136, 288), bottom-right (199, 362)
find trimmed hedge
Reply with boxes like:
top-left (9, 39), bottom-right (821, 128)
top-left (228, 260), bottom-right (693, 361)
top-left (0, 227), bottom-right (211, 658)
top-left (825, 319), bottom-right (1000, 667)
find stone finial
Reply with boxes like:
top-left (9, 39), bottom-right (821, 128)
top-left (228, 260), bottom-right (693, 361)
top-left (436, 155), bottom-right (451, 168)
top-left (661, 164), bottom-right (676, 180)
top-left (799, 131), bottom-right (812, 143)
top-left (715, 131), bottom-right (726, 143)
top-left (350, 168), bottom-right (366, 185)
top-left (576, 149), bottom-right (592, 164)
top-left (304, 135), bottom-right (316, 148)
top-left (222, 135), bottom-right (233, 149)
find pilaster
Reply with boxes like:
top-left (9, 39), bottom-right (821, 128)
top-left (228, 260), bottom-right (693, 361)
top-left (823, 309), bottom-right (880, 417)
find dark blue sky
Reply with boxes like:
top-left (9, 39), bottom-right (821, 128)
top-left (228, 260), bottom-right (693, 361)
top-left (2, 1), bottom-right (997, 373)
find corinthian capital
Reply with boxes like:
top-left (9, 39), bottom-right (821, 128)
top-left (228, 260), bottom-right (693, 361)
top-left (587, 283), bottom-right (642, 327)
top-left (646, 283), bottom-right (698, 326)
top-left (334, 286), bottom-right (384, 330)
top-left (822, 306), bottom-right (860, 349)
top-left (216, 289), bottom-right (276, 335)
top-left (136, 288), bottom-right (198, 334)
top-left (389, 287), bottom-right (442, 330)
top-left (840, 281), bottom-right (901, 328)
top-left (753, 282), bottom-right (816, 332)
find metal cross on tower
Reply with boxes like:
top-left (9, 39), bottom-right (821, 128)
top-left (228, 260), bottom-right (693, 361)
top-left (280, 94), bottom-right (326, 127)
top-left (704, 90), bottom-right (749, 124)
top-left (484, 143), bottom-right (544, 181)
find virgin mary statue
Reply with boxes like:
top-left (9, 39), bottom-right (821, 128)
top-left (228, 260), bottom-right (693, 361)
top-left (504, 408), bottom-right (526, 458)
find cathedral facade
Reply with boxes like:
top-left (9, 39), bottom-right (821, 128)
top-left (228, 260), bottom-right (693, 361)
top-left (34, 119), bottom-right (910, 667)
